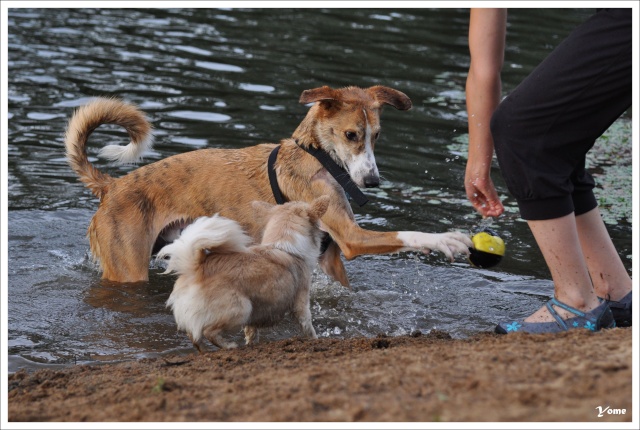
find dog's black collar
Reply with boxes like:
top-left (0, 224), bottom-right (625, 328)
top-left (268, 142), bottom-right (369, 207)
top-left (297, 140), bottom-right (369, 207)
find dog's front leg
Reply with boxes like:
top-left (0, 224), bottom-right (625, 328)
top-left (187, 332), bottom-right (206, 354)
top-left (322, 208), bottom-right (472, 262)
top-left (307, 181), bottom-right (472, 262)
top-left (244, 326), bottom-right (259, 345)
top-left (293, 288), bottom-right (317, 339)
top-left (297, 313), bottom-right (317, 339)
top-left (318, 240), bottom-right (350, 289)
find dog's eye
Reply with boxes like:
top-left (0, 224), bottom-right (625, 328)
top-left (374, 131), bottom-right (380, 140)
top-left (345, 131), bottom-right (358, 142)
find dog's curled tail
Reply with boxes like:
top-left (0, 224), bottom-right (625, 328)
top-left (64, 97), bottom-right (153, 200)
top-left (157, 215), bottom-right (252, 276)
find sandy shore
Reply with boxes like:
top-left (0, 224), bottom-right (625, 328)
top-left (7, 327), bottom-right (633, 423)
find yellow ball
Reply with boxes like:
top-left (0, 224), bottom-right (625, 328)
top-left (468, 228), bottom-right (505, 268)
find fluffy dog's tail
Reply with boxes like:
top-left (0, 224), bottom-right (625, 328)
top-left (64, 97), bottom-right (153, 200)
top-left (157, 215), bottom-right (252, 276)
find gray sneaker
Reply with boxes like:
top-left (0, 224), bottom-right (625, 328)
top-left (601, 291), bottom-right (632, 328)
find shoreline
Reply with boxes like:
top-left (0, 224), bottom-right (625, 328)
top-left (7, 327), bottom-right (633, 423)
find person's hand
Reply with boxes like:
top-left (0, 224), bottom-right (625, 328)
top-left (465, 165), bottom-right (504, 218)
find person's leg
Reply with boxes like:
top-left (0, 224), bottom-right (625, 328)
top-left (575, 207), bottom-right (632, 301)
top-left (520, 207), bottom-right (631, 327)
top-left (489, 10), bottom-right (631, 332)
top-left (523, 213), bottom-right (600, 323)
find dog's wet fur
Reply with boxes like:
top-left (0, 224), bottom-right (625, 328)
top-left (158, 197), bottom-right (329, 350)
top-left (65, 86), bottom-right (472, 287)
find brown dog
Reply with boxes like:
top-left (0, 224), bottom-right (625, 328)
top-left (159, 197), bottom-right (329, 350)
top-left (65, 86), bottom-right (472, 286)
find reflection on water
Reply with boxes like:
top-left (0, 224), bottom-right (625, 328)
top-left (7, 8), bottom-right (631, 373)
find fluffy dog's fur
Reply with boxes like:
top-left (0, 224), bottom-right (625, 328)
top-left (65, 86), bottom-right (472, 287)
top-left (158, 197), bottom-right (329, 350)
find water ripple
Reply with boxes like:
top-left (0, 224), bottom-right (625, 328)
top-left (238, 83), bottom-right (275, 93)
top-left (195, 60), bottom-right (244, 72)
top-left (6, 8), bottom-right (631, 373)
top-left (165, 110), bottom-right (231, 122)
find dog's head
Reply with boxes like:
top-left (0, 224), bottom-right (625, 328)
top-left (295, 85), bottom-right (412, 189)
top-left (253, 196), bottom-right (330, 254)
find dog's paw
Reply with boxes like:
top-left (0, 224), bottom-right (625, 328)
top-left (437, 231), bottom-right (473, 260)
top-left (297, 321), bottom-right (317, 339)
top-left (399, 231), bottom-right (472, 262)
top-left (305, 327), bottom-right (318, 339)
top-left (218, 341), bottom-right (238, 350)
top-left (244, 326), bottom-right (259, 345)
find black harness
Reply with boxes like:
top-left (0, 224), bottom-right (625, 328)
top-left (267, 141), bottom-right (369, 253)
top-left (268, 141), bottom-right (369, 206)
top-left (267, 145), bottom-right (287, 205)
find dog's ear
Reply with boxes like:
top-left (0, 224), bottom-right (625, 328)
top-left (252, 200), bottom-right (274, 219)
top-left (299, 86), bottom-right (338, 105)
top-left (309, 195), bottom-right (330, 221)
top-left (367, 86), bottom-right (412, 111)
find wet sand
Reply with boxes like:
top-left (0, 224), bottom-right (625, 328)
top-left (7, 327), bottom-right (633, 423)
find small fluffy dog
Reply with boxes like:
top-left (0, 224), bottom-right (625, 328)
top-left (158, 196), bottom-right (329, 350)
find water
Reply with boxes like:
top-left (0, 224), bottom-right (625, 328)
top-left (6, 8), bottom-right (632, 373)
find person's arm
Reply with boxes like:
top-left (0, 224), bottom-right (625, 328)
top-left (465, 8), bottom-right (507, 217)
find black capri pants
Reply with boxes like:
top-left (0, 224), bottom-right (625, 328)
top-left (490, 8), bottom-right (632, 220)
